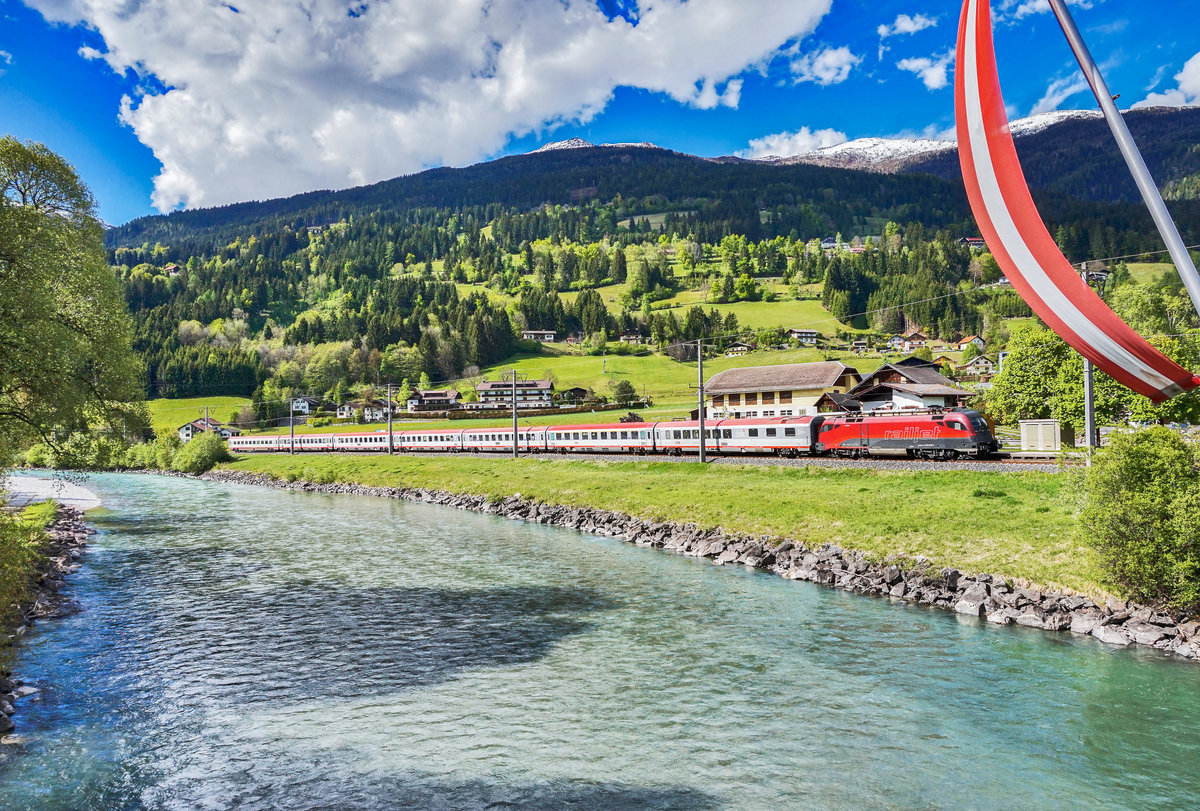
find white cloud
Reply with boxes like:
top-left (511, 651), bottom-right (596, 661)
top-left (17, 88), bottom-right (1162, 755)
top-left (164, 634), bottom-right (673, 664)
top-left (0, 50), bottom-right (11, 75)
top-left (897, 49), bottom-right (954, 91)
top-left (1135, 51), bottom-right (1200, 108)
top-left (26, 0), bottom-right (834, 212)
top-left (790, 45), bottom-right (862, 86)
top-left (1030, 74), bottom-right (1090, 114)
top-left (998, 0), bottom-right (1095, 21)
top-left (877, 13), bottom-right (937, 39)
top-left (737, 126), bottom-right (848, 159)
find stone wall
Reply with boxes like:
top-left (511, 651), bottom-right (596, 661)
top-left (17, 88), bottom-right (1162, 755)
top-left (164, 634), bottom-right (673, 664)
top-left (200, 470), bottom-right (1200, 663)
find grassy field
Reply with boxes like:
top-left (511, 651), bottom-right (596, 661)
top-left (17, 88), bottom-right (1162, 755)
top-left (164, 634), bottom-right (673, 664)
top-left (1126, 262), bottom-right (1177, 286)
top-left (148, 397), bottom-right (251, 435)
top-left (221, 453), bottom-right (1102, 596)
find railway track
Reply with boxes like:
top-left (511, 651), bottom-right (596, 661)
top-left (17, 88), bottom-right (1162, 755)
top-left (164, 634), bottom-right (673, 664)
top-left (264, 449), bottom-right (1065, 473)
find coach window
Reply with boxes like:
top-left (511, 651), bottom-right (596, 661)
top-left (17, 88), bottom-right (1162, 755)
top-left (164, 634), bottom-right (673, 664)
top-left (672, 430), bottom-right (681, 440)
top-left (785, 427), bottom-right (796, 437)
top-left (748, 428), bottom-right (759, 437)
top-left (620, 431), bottom-right (628, 440)
top-left (766, 428), bottom-right (777, 437)
top-left (722, 429), bottom-right (732, 439)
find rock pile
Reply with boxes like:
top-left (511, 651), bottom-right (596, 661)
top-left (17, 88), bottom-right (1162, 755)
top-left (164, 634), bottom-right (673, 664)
top-left (200, 470), bottom-right (1200, 663)
top-left (1, 504), bottom-right (94, 734)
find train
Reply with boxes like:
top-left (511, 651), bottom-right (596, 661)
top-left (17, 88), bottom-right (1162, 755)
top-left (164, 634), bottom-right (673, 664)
top-left (228, 409), bottom-right (1000, 461)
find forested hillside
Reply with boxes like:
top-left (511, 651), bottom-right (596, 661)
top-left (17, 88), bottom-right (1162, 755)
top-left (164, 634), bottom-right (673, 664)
top-left (107, 132), bottom-right (1200, 420)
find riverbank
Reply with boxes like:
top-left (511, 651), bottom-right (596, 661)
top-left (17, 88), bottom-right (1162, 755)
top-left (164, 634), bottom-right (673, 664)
top-left (207, 459), bottom-right (1200, 663)
top-left (0, 481), bottom-right (95, 735)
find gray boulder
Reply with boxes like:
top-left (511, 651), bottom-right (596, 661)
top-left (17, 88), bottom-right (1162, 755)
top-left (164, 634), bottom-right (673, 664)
top-left (1092, 625), bottom-right (1131, 646)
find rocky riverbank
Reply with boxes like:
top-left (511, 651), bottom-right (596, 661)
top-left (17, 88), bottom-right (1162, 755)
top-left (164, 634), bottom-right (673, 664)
top-left (200, 469), bottom-right (1200, 663)
top-left (0, 505), bottom-right (94, 734)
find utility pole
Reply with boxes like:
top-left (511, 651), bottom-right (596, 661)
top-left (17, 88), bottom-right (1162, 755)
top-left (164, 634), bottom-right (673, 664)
top-left (697, 339), bottom-right (707, 463)
top-left (1079, 264), bottom-right (1110, 459)
top-left (499, 369), bottom-right (526, 459)
top-left (387, 382), bottom-right (394, 455)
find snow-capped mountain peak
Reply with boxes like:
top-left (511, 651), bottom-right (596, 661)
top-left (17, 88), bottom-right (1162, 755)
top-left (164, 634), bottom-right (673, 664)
top-left (528, 138), bottom-right (664, 155)
top-left (529, 138), bottom-right (595, 153)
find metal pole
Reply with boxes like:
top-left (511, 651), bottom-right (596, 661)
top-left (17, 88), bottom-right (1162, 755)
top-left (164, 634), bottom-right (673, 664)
top-left (697, 339), bottom-right (707, 463)
top-left (1048, 0), bottom-right (1200, 317)
top-left (289, 400), bottom-right (294, 455)
top-left (1080, 265), bottom-right (1098, 460)
top-left (1083, 356), bottom-right (1096, 456)
top-left (387, 382), bottom-right (393, 455)
top-left (512, 372), bottom-right (519, 459)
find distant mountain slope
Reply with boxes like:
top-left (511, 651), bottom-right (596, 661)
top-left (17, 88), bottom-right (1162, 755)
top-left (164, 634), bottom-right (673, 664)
top-left (107, 107), bottom-right (1200, 250)
top-left (903, 106), bottom-right (1200, 203)
top-left (107, 146), bottom-right (971, 249)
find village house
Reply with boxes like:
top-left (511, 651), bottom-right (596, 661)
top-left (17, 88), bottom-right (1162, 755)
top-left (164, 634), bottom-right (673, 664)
top-left (958, 354), bottom-right (998, 377)
top-left (958, 236), bottom-right (987, 250)
top-left (900, 330), bottom-right (928, 352)
top-left (559, 386), bottom-right (590, 404)
top-left (724, 341), bottom-right (754, 357)
top-left (849, 339), bottom-right (869, 353)
top-left (847, 358), bottom-right (973, 411)
top-left (788, 328), bottom-right (820, 346)
top-left (290, 396), bottom-right (320, 415)
top-left (618, 331), bottom-right (645, 345)
top-left (472, 379), bottom-right (555, 410)
top-left (957, 335), bottom-right (986, 352)
top-left (336, 400), bottom-right (392, 422)
top-left (815, 391), bottom-right (862, 413)
top-left (521, 329), bottom-right (557, 342)
top-left (405, 388), bottom-right (462, 412)
top-left (163, 263), bottom-right (182, 277)
top-left (705, 361), bottom-right (861, 419)
top-left (177, 417), bottom-right (241, 442)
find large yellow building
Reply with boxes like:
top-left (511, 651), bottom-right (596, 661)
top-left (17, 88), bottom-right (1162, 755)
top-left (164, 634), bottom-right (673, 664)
top-left (705, 361), bottom-right (861, 419)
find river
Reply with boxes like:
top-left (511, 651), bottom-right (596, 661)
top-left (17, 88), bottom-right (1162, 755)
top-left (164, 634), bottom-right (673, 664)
top-left (2, 472), bottom-right (1199, 809)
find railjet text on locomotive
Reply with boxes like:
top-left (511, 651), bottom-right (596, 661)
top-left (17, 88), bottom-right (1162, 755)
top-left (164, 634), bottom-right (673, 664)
top-left (956, 0), bottom-right (1200, 402)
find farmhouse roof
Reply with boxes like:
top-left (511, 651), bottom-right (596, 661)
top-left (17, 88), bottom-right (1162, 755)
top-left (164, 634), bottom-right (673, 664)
top-left (705, 361), bottom-right (858, 394)
top-left (850, 361), bottom-right (973, 399)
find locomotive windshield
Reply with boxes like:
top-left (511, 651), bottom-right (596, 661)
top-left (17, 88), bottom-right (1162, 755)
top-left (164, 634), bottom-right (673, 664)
top-left (968, 414), bottom-right (990, 434)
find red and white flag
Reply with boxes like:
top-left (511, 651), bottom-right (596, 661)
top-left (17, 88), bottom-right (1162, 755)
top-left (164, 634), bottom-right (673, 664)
top-left (956, 0), bottom-right (1200, 402)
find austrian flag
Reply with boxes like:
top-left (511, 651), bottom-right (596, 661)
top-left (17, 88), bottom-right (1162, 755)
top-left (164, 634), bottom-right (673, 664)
top-left (955, 0), bottom-right (1200, 402)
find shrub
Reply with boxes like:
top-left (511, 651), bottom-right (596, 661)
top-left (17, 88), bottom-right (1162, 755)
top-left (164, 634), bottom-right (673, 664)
top-left (172, 432), bottom-right (233, 474)
top-left (1079, 428), bottom-right (1200, 611)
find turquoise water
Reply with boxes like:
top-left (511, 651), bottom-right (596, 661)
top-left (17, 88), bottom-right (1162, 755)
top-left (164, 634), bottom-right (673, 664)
top-left (1, 472), bottom-right (1199, 809)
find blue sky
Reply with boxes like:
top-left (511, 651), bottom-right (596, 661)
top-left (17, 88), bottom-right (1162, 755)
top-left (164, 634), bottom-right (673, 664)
top-left (2, 0), bottom-right (1197, 225)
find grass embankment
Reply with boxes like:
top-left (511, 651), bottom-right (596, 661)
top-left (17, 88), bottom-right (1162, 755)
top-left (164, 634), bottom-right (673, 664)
top-left (0, 500), bottom-right (57, 649)
top-left (222, 453), bottom-right (1100, 595)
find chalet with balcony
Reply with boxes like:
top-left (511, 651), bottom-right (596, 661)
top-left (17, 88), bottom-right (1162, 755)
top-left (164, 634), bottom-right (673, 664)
top-left (846, 359), bottom-right (973, 411)
top-left (472, 379), bottom-right (555, 410)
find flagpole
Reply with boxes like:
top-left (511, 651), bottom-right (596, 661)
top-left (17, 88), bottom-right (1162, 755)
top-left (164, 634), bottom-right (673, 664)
top-left (1047, 0), bottom-right (1200, 317)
